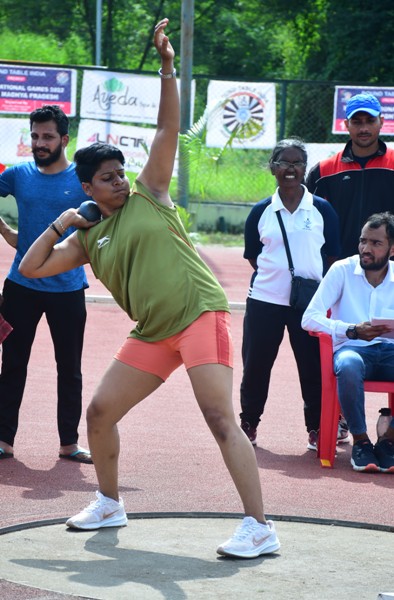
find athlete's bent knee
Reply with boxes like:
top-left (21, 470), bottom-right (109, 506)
top-left (203, 408), bottom-right (232, 442)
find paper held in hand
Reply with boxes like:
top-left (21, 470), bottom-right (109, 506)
top-left (371, 317), bottom-right (394, 339)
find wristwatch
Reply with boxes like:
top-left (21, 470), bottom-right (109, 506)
top-left (346, 325), bottom-right (358, 340)
top-left (158, 68), bottom-right (177, 79)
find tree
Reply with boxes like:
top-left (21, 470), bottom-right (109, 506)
top-left (0, 29), bottom-right (90, 65)
top-left (2, 0), bottom-right (394, 204)
top-left (305, 2), bottom-right (394, 82)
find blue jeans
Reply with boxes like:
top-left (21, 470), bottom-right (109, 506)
top-left (333, 342), bottom-right (394, 436)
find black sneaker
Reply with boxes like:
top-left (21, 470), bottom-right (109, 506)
top-left (350, 440), bottom-right (380, 472)
top-left (374, 439), bottom-right (394, 473)
top-left (241, 421), bottom-right (257, 446)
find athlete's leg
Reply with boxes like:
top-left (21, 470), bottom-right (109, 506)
top-left (87, 359), bottom-right (163, 500)
top-left (188, 363), bottom-right (266, 523)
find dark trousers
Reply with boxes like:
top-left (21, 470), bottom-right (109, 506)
top-left (240, 297), bottom-right (321, 432)
top-left (0, 279), bottom-right (86, 446)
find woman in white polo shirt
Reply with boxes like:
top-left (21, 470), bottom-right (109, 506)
top-left (239, 138), bottom-right (341, 451)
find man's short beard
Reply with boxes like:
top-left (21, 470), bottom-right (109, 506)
top-left (33, 142), bottom-right (63, 167)
top-left (360, 250), bottom-right (390, 271)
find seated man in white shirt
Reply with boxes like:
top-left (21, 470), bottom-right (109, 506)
top-left (302, 212), bottom-right (394, 473)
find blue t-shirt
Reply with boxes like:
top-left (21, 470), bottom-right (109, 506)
top-left (0, 161), bottom-right (88, 292)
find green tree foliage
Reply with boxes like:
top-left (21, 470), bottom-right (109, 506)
top-left (305, 1), bottom-right (394, 82)
top-left (0, 29), bottom-right (90, 64)
top-left (0, 0), bottom-right (393, 83)
top-left (264, 0), bottom-right (394, 141)
top-left (0, 0), bottom-right (393, 145)
top-left (261, 0), bottom-right (394, 83)
top-left (0, 0), bottom-right (298, 74)
top-left (0, 0), bottom-right (94, 64)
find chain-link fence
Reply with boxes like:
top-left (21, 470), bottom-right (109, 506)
top-left (1, 60), bottom-right (393, 231)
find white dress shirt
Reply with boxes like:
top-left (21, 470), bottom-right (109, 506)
top-left (249, 187), bottom-right (329, 305)
top-left (302, 254), bottom-right (394, 351)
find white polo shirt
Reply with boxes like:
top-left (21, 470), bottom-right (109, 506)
top-left (244, 186), bottom-right (340, 306)
top-left (302, 254), bottom-right (394, 351)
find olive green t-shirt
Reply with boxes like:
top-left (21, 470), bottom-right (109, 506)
top-left (77, 180), bottom-right (229, 341)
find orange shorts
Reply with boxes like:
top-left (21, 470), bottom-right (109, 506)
top-left (114, 311), bottom-right (233, 381)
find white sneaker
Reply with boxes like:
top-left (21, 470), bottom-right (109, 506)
top-left (66, 491), bottom-right (128, 530)
top-left (217, 517), bottom-right (280, 558)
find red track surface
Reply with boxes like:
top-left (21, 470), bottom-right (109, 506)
top-left (0, 239), bottom-right (393, 531)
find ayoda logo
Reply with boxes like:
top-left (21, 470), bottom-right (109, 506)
top-left (92, 77), bottom-right (138, 111)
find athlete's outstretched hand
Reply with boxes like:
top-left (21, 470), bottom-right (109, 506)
top-left (154, 18), bottom-right (175, 63)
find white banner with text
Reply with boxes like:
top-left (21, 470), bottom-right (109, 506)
top-left (80, 69), bottom-right (194, 126)
top-left (76, 119), bottom-right (178, 174)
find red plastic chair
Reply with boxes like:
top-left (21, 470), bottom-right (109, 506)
top-left (312, 331), bottom-right (394, 468)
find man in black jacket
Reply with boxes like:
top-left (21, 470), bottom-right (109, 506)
top-left (306, 93), bottom-right (394, 260)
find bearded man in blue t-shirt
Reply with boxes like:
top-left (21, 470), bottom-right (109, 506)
top-left (0, 105), bottom-right (92, 463)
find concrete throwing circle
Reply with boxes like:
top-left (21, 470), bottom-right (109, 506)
top-left (0, 516), bottom-right (392, 600)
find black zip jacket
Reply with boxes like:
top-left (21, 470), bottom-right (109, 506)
top-left (306, 139), bottom-right (394, 259)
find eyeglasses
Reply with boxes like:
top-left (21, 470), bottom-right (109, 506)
top-left (273, 161), bottom-right (306, 169)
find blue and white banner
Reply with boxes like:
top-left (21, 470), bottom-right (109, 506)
top-left (206, 80), bottom-right (276, 149)
top-left (0, 64), bottom-right (76, 115)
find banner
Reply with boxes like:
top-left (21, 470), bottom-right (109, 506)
top-left (80, 70), bottom-right (194, 125)
top-left (206, 81), bottom-right (276, 149)
top-left (0, 64), bottom-right (77, 115)
top-left (333, 86), bottom-right (394, 134)
top-left (0, 118), bottom-right (33, 164)
top-left (76, 119), bottom-right (178, 175)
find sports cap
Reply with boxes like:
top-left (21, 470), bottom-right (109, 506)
top-left (345, 93), bottom-right (382, 119)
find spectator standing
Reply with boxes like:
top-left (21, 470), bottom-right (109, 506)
top-left (239, 138), bottom-right (340, 450)
top-left (306, 93), bottom-right (394, 260)
top-left (0, 105), bottom-right (92, 463)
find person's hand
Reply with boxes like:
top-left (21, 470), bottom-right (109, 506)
top-left (0, 216), bottom-right (18, 248)
top-left (356, 321), bottom-right (393, 341)
top-left (54, 209), bottom-right (100, 233)
top-left (75, 215), bottom-right (101, 229)
top-left (154, 18), bottom-right (175, 63)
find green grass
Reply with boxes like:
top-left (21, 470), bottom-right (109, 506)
top-left (191, 231), bottom-right (244, 246)
top-left (184, 147), bottom-right (276, 203)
